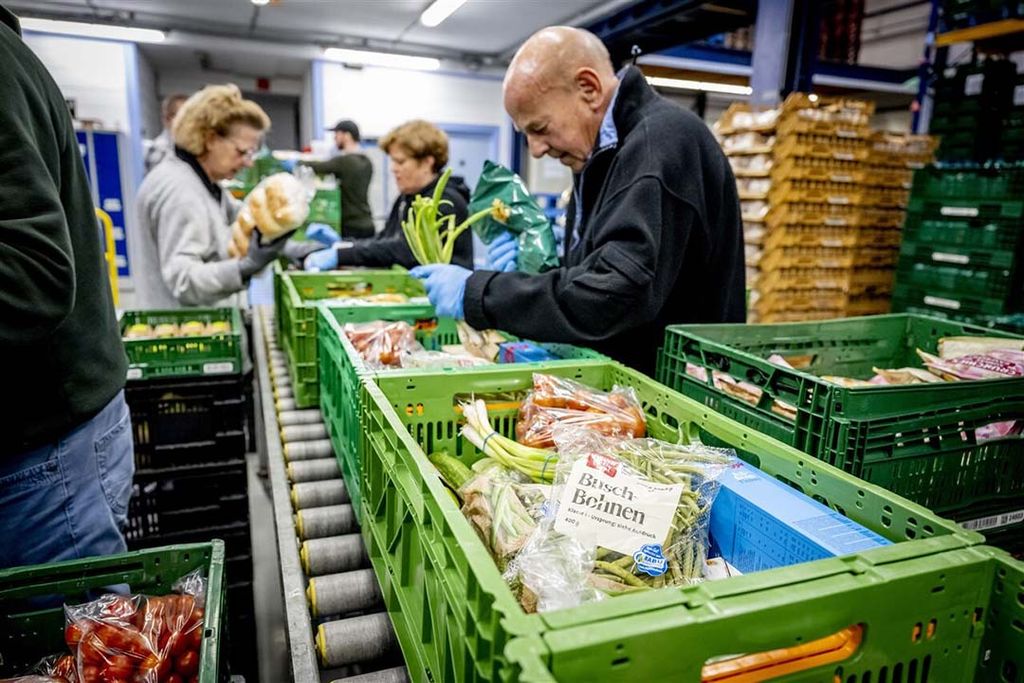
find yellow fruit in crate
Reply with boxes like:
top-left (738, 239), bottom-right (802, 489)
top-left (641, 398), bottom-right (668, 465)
top-left (124, 323), bottom-right (153, 339)
top-left (179, 320), bottom-right (207, 336)
top-left (153, 323), bottom-right (179, 338)
top-left (206, 321), bottom-right (232, 335)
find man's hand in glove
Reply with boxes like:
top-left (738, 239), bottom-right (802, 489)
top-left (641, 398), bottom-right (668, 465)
top-left (486, 231), bottom-right (518, 272)
top-left (409, 264), bottom-right (471, 319)
top-left (238, 228), bottom-right (294, 280)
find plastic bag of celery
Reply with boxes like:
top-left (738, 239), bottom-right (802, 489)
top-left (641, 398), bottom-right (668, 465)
top-left (505, 429), bottom-right (731, 613)
top-left (469, 161), bottom-right (560, 273)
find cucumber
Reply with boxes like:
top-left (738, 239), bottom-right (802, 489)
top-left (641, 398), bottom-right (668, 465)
top-left (428, 452), bottom-right (474, 491)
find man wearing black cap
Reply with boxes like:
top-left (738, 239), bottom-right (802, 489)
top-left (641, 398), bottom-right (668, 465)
top-left (300, 119), bottom-right (375, 238)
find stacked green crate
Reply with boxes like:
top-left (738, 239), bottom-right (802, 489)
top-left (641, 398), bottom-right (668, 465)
top-left (892, 167), bottom-right (1024, 318)
top-left (931, 59), bottom-right (1016, 163)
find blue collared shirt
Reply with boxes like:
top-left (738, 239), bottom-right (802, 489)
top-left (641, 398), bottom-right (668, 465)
top-left (571, 81), bottom-right (620, 249)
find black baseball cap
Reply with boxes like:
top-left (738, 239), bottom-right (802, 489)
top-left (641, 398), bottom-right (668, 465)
top-left (327, 119), bottom-right (360, 141)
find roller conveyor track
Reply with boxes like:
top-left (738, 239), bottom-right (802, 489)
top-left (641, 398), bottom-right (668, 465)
top-left (254, 306), bottom-right (408, 683)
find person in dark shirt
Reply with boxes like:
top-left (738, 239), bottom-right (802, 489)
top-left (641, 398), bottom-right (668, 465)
top-left (300, 119), bottom-right (375, 239)
top-left (304, 119), bottom-right (472, 271)
top-left (411, 27), bottom-right (744, 374)
top-left (0, 3), bottom-right (135, 567)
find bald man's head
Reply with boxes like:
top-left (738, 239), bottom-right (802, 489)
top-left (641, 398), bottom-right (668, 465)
top-left (503, 27), bottom-right (619, 172)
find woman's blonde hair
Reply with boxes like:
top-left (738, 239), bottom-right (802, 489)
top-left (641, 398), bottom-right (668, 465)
top-left (379, 120), bottom-right (449, 171)
top-left (172, 84), bottom-right (270, 155)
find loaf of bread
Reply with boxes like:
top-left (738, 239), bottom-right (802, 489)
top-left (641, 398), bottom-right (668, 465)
top-left (229, 173), bottom-right (311, 256)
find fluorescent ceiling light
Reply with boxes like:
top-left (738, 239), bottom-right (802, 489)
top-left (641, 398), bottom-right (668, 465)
top-left (420, 0), bottom-right (468, 27)
top-left (323, 47), bottom-right (440, 71)
top-left (646, 76), bottom-right (751, 96)
top-left (20, 17), bottom-right (165, 43)
top-left (251, 0), bottom-right (271, 5)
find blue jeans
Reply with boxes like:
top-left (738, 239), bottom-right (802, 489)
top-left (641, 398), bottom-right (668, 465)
top-left (0, 391), bottom-right (134, 569)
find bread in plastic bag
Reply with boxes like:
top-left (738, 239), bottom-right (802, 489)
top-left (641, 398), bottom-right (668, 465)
top-left (504, 428), bottom-right (731, 612)
top-left (228, 168), bottom-right (315, 257)
top-left (515, 373), bottom-right (646, 449)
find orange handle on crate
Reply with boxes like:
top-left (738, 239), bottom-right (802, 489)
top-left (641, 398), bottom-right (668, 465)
top-left (95, 208), bottom-right (119, 307)
top-left (702, 625), bottom-right (863, 682)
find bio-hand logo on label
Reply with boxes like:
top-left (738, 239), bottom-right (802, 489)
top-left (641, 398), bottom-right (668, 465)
top-left (633, 543), bottom-right (668, 577)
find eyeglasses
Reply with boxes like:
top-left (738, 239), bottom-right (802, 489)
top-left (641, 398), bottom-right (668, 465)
top-left (221, 135), bottom-right (258, 160)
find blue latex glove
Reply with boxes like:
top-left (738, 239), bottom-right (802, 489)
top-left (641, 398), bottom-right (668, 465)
top-left (280, 158), bottom-right (298, 172)
top-left (304, 246), bottom-right (338, 272)
top-left (306, 222), bottom-right (341, 246)
top-left (409, 264), bottom-right (471, 319)
top-left (486, 231), bottom-right (518, 272)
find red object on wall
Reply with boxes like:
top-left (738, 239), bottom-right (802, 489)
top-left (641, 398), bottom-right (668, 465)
top-left (256, 77), bottom-right (270, 91)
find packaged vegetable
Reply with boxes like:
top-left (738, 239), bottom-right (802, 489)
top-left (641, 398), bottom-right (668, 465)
top-left (459, 468), bottom-right (548, 571)
top-left (343, 321), bottom-right (421, 368)
top-left (917, 349), bottom-right (1024, 381)
top-left (456, 322), bottom-right (505, 361)
top-left (468, 161), bottom-right (560, 273)
top-left (937, 336), bottom-right (1024, 359)
top-left (401, 349), bottom-right (490, 369)
top-left (515, 373), bottom-right (646, 449)
top-left (505, 428), bottom-right (730, 612)
top-left (0, 654), bottom-right (79, 683)
top-left (63, 569), bottom-right (206, 683)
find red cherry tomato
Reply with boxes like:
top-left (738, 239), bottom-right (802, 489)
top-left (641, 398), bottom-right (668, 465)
top-left (175, 650), bottom-right (199, 678)
top-left (79, 663), bottom-right (102, 683)
top-left (155, 651), bottom-right (173, 680)
top-left (169, 632), bottom-right (188, 658)
top-left (105, 654), bottom-right (136, 678)
top-left (65, 621), bottom-right (86, 648)
top-left (188, 677), bottom-right (198, 683)
top-left (164, 674), bottom-right (184, 683)
top-left (79, 632), bottom-right (108, 666)
top-left (187, 624), bottom-right (203, 650)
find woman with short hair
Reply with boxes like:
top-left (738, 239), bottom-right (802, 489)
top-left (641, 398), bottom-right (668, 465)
top-left (134, 84), bottom-right (296, 308)
top-left (304, 119), bottom-right (473, 270)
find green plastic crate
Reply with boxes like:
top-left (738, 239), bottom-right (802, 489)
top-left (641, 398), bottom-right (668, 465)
top-left (907, 196), bottom-right (1024, 221)
top-left (911, 165), bottom-right (1024, 200)
top-left (891, 285), bottom-right (1012, 317)
top-left (901, 211), bottom-right (1023, 252)
top-left (304, 187), bottom-right (342, 232)
top-left (0, 541), bottom-right (226, 680)
top-left (657, 314), bottom-right (1024, 517)
top-left (121, 308), bottom-right (244, 380)
top-left (359, 361), bottom-right (980, 683)
top-left (894, 260), bottom-right (1015, 300)
top-left (502, 546), bottom-right (1024, 682)
top-left (899, 238), bottom-right (1018, 271)
top-left (277, 269), bottom-right (431, 407)
top-left (316, 305), bottom-right (606, 519)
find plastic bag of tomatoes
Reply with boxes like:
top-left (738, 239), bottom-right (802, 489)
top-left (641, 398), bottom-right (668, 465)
top-left (0, 653), bottom-right (80, 682)
top-left (63, 569), bottom-right (207, 683)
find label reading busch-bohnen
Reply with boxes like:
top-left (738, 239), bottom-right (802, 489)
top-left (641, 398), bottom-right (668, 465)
top-left (554, 453), bottom-right (683, 557)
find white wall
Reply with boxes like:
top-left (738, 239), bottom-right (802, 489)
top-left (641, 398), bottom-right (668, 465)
top-left (318, 62), bottom-right (512, 167)
top-left (23, 32), bottom-right (131, 131)
top-left (135, 49), bottom-right (161, 139)
top-left (299, 65), bottom-right (314, 149)
top-left (155, 67), bottom-right (305, 99)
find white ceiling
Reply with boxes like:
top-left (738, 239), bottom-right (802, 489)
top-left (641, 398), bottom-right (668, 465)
top-left (5, 0), bottom-right (616, 56)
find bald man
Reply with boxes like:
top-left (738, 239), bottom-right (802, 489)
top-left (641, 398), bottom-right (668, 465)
top-left (412, 27), bottom-right (744, 373)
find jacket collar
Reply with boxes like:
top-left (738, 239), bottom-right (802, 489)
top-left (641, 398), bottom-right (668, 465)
top-left (175, 146), bottom-right (222, 202)
top-left (1, 5), bottom-right (22, 35)
top-left (609, 65), bottom-right (659, 146)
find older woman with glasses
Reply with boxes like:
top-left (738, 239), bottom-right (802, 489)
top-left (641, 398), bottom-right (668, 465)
top-left (134, 84), bottom-right (298, 308)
